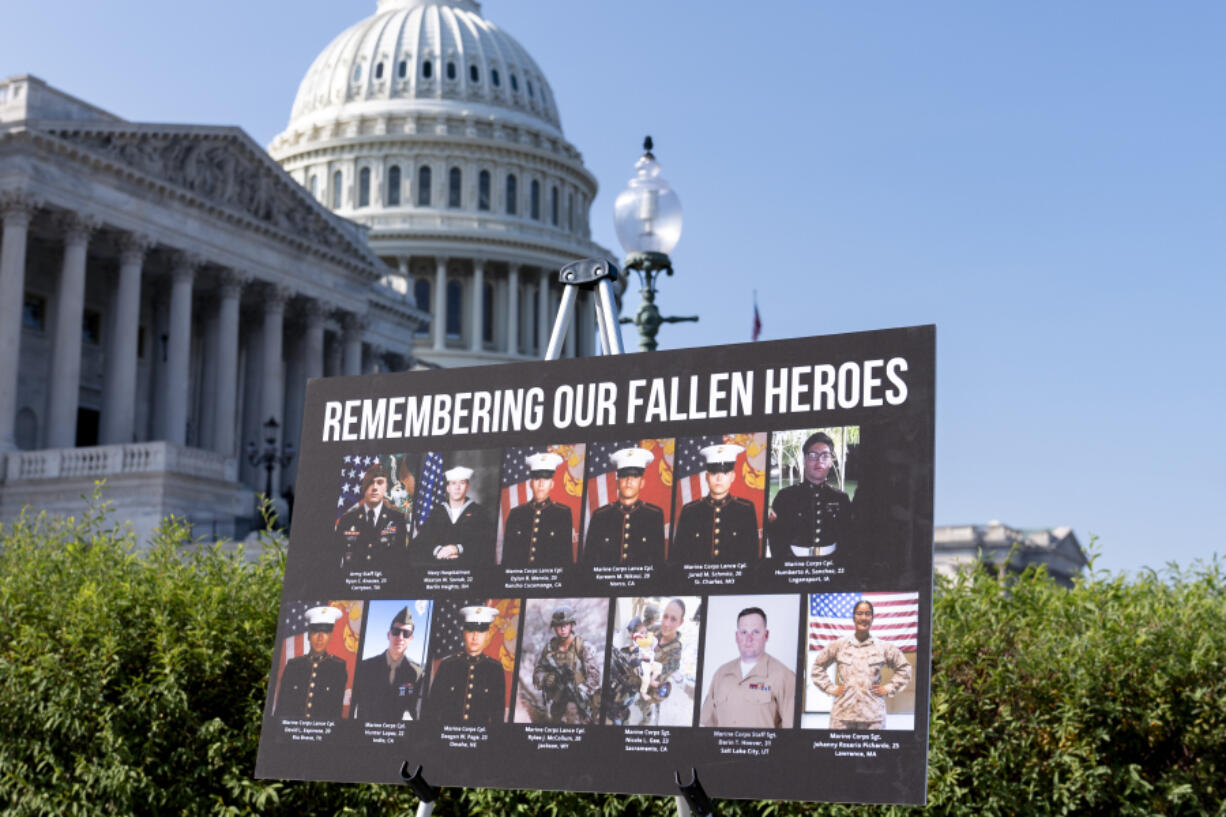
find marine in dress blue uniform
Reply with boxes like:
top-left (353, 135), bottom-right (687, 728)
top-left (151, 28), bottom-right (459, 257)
top-left (671, 443), bottom-right (760, 563)
top-left (583, 447), bottom-right (666, 565)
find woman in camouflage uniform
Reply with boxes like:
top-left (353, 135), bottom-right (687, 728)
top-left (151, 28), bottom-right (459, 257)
top-left (810, 600), bottom-right (912, 729)
top-left (636, 598), bottom-right (686, 724)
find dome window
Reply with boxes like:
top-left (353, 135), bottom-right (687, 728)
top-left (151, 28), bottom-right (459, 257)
top-left (332, 170), bottom-right (343, 209)
top-left (353, 64), bottom-right (363, 82)
top-left (358, 167), bottom-right (371, 208)
top-left (309, 174), bottom-right (318, 199)
top-left (491, 69), bottom-right (501, 87)
top-left (483, 282), bottom-right (495, 343)
top-left (530, 179), bottom-right (541, 220)
top-left (478, 170), bottom-right (491, 211)
top-left (387, 165), bottom-right (401, 206)
top-left (510, 74), bottom-right (519, 92)
top-left (398, 60), bottom-right (407, 78)
top-left (505, 174), bottom-right (517, 215)
top-left (422, 59), bottom-right (433, 79)
top-left (527, 80), bottom-right (534, 98)
top-left (446, 61), bottom-right (456, 80)
top-left (469, 64), bottom-right (479, 83)
top-left (448, 167), bottom-right (462, 208)
top-left (417, 166), bottom-right (432, 206)
top-left (567, 192), bottom-right (574, 231)
top-left (551, 185), bottom-right (559, 226)
top-left (375, 62), bottom-right (384, 80)
top-left (445, 280), bottom-right (462, 337)
top-left (414, 278), bottom-right (431, 327)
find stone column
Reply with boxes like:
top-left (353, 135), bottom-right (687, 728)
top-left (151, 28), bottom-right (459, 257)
top-left (101, 234), bottom-right (150, 445)
top-left (432, 256), bottom-right (447, 349)
top-left (261, 285), bottom-right (290, 497)
top-left (162, 253), bottom-right (199, 446)
top-left (211, 270), bottom-right (244, 456)
top-left (537, 267), bottom-right (550, 354)
top-left (0, 193), bottom-right (39, 452)
top-left (342, 313), bottom-right (366, 376)
top-left (505, 263), bottom-right (520, 356)
top-left (45, 214), bottom-right (97, 449)
top-left (469, 259), bottom-right (485, 352)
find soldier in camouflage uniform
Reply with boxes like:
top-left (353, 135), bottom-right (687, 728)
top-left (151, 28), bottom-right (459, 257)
top-left (533, 605), bottom-right (599, 724)
top-left (810, 599), bottom-right (912, 729)
top-left (635, 598), bottom-right (686, 725)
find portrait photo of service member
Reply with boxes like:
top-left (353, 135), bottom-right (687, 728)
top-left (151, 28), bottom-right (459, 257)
top-left (499, 448), bottom-right (583, 567)
top-left (272, 604), bottom-right (356, 722)
top-left (767, 428), bottom-right (858, 559)
top-left (351, 600), bottom-right (431, 723)
top-left (698, 596), bottom-right (798, 729)
top-left (412, 450), bottom-right (499, 565)
top-left (424, 602), bottom-right (516, 725)
top-left (605, 595), bottom-right (700, 727)
top-left (334, 459), bottom-right (410, 573)
top-left (805, 593), bottom-right (917, 730)
top-left (670, 435), bottom-right (766, 564)
top-left (582, 442), bottom-right (672, 565)
top-left (514, 598), bottom-right (608, 725)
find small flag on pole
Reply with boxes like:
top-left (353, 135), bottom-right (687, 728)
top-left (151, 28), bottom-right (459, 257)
top-left (752, 291), bottom-right (762, 342)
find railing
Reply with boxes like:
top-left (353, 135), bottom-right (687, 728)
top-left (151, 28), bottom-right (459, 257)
top-left (4, 442), bottom-right (237, 484)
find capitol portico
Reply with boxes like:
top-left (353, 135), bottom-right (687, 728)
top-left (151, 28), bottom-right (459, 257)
top-left (0, 0), bottom-right (611, 541)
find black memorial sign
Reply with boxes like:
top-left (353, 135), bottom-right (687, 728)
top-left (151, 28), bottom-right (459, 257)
top-left (256, 326), bottom-right (935, 805)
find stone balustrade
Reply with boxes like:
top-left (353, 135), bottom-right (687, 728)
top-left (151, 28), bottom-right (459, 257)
top-left (4, 441), bottom-right (237, 484)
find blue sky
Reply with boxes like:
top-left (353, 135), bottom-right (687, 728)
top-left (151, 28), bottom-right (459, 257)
top-left (7, 1), bottom-right (1224, 573)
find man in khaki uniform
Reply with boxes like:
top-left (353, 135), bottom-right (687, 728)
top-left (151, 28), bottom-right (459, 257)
top-left (700, 607), bottom-right (796, 729)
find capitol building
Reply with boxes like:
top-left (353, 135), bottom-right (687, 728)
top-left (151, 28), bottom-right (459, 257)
top-left (0, 0), bottom-right (611, 542)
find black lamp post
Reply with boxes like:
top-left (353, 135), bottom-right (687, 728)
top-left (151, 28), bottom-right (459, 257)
top-left (246, 416), bottom-right (295, 499)
top-left (613, 136), bottom-right (697, 351)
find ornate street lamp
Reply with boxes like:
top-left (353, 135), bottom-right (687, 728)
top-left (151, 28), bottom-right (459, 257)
top-left (613, 136), bottom-right (697, 351)
top-left (246, 416), bottom-right (296, 501)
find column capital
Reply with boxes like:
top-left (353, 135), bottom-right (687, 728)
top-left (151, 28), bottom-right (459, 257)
top-left (340, 311), bottom-right (370, 338)
top-left (472, 257), bottom-right (487, 273)
top-left (170, 250), bottom-right (204, 282)
top-left (215, 268), bottom-right (248, 298)
top-left (263, 283), bottom-right (293, 311)
top-left (435, 255), bottom-right (449, 270)
top-left (118, 232), bottom-right (155, 265)
top-left (0, 190), bottom-right (41, 223)
top-left (53, 212), bottom-right (99, 247)
top-left (300, 298), bottom-right (328, 327)
top-left (507, 262), bottom-right (521, 275)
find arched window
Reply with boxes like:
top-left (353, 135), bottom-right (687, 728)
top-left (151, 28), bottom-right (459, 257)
top-left (309, 174), bottom-right (318, 199)
top-left (491, 68), bottom-right (501, 87)
top-left (469, 64), bottom-right (479, 83)
top-left (446, 61), bottom-right (456, 80)
top-left (505, 174), bottom-right (517, 215)
top-left (445, 280), bottom-right (462, 337)
top-left (332, 170), bottom-right (343, 208)
top-left (550, 185), bottom-right (559, 226)
top-left (375, 62), bottom-right (384, 79)
top-left (527, 79), bottom-right (534, 98)
top-left (358, 167), bottom-right (371, 208)
top-left (353, 64), bottom-right (363, 82)
top-left (448, 167), bottom-right (462, 208)
top-left (483, 282), bottom-right (495, 343)
top-left (414, 278), bottom-right (430, 334)
top-left (510, 74), bottom-right (519, 92)
top-left (398, 59), bottom-right (407, 78)
top-left (422, 59), bottom-right (433, 79)
top-left (478, 170), bottom-right (491, 211)
top-left (417, 166), bottom-right (432, 206)
top-left (567, 192), bottom-right (574, 231)
top-left (530, 179), bottom-right (540, 220)
top-left (387, 165), bottom-right (401, 206)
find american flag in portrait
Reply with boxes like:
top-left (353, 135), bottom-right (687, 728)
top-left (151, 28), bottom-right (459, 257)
top-left (498, 445), bottom-right (585, 561)
top-left (414, 451), bottom-right (446, 535)
top-left (335, 454), bottom-right (382, 522)
top-left (499, 445), bottom-right (551, 514)
top-left (427, 598), bottom-right (520, 709)
top-left (673, 435), bottom-right (724, 505)
top-left (808, 592), bottom-right (919, 653)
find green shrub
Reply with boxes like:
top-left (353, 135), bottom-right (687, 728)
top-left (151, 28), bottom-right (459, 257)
top-left (1, 490), bottom-right (1222, 815)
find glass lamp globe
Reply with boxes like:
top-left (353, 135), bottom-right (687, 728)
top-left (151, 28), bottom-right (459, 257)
top-left (613, 145), bottom-right (682, 256)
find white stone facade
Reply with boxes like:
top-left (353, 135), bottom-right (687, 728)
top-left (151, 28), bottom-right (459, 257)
top-left (270, 0), bottom-right (612, 367)
top-left (0, 74), bottom-right (428, 543)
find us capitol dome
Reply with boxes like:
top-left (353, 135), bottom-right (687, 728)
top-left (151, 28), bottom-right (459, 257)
top-left (271, 0), bottom-right (611, 366)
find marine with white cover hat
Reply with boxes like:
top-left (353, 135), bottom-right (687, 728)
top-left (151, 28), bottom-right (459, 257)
top-left (766, 431), bottom-right (853, 559)
top-left (502, 451), bottom-right (574, 567)
top-left (425, 605), bottom-right (507, 725)
top-left (412, 462), bottom-right (496, 565)
top-left (671, 441), bottom-right (761, 563)
top-left (273, 605), bottom-right (349, 721)
top-left (582, 446), bottom-right (666, 565)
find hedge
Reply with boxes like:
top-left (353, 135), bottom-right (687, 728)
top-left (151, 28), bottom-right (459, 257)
top-left (1, 489), bottom-right (1222, 816)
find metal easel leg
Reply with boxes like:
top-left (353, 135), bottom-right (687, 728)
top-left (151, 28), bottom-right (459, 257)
top-left (545, 257), bottom-right (624, 361)
top-left (544, 285), bottom-right (579, 361)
